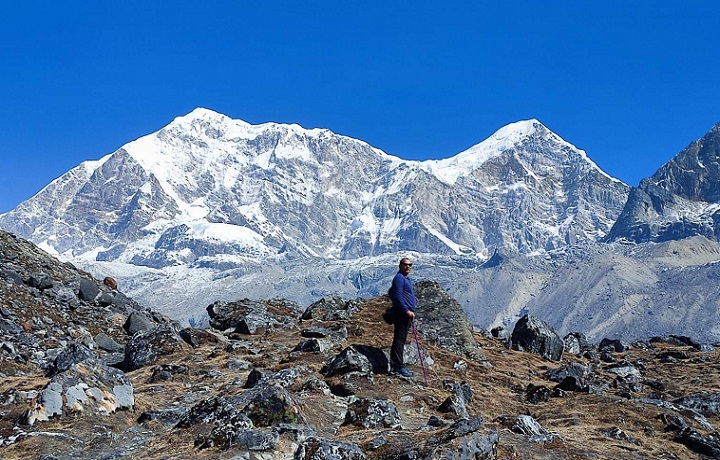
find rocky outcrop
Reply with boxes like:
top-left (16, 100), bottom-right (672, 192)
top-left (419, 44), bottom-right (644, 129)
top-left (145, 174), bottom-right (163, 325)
top-left (607, 122), bottom-right (720, 243)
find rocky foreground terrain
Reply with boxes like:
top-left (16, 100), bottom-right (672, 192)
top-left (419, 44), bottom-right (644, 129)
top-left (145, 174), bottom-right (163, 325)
top-left (2, 228), bottom-right (720, 460)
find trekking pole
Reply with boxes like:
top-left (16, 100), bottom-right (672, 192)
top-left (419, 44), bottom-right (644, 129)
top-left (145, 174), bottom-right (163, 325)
top-left (411, 320), bottom-right (429, 386)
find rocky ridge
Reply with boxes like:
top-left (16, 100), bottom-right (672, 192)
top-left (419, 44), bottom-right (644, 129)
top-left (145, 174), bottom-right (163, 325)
top-left (607, 121), bottom-right (720, 243)
top-left (2, 230), bottom-right (720, 459)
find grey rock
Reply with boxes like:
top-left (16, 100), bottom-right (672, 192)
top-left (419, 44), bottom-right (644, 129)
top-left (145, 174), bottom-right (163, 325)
top-left (512, 414), bottom-right (558, 443)
top-left (599, 338), bottom-right (631, 352)
top-left (413, 281), bottom-right (485, 361)
top-left (178, 327), bottom-right (222, 347)
top-left (606, 362), bottom-right (642, 381)
top-left (94, 332), bottom-right (124, 352)
top-left (510, 315), bottom-right (564, 361)
top-left (301, 322), bottom-right (348, 341)
top-left (321, 347), bottom-right (372, 377)
top-left (123, 311), bottom-right (155, 336)
top-left (563, 332), bottom-right (591, 355)
top-left (137, 407), bottom-right (188, 425)
top-left (28, 272), bottom-right (53, 290)
top-left (1, 269), bottom-right (23, 285)
top-left (675, 393), bottom-right (720, 416)
top-left (23, 359), bottom-right (134, 425)
top-left (293, 339), bottom-right (325, 353)
top-left (122, 323), bottom-right (188, 371)
top-left (240, 385), bottom-right (305, 426)
top-left (438, 381), bottom-right (473, 418)
top-left (674, 427), bottom-right (720, 458)
top-left (342, 398), bottom-right (400, 429)
top-left (78, 279), bottom-right (100, 301)
top-left (207, 298), bottom-right (298, 335)
top-left (300, 295), bottom-right (361, 321)
top-left (295, 438), bottom-right (366, 460)
top-left (149, 364), bottom-right (189, 383)
top-left (46, 342), bottom-right (97, 377)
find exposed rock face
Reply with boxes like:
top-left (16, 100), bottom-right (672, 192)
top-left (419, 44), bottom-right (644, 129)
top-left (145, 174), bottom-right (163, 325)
top-left (607, 122), bottom-right (720, 243)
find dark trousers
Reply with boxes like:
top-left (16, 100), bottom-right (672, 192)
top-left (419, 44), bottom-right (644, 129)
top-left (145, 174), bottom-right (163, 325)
top-left (390, 313), bottom-right (410, 368)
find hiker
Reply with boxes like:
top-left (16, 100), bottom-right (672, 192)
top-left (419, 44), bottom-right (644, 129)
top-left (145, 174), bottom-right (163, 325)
top-left (388, 257), bottom-right (416, 377)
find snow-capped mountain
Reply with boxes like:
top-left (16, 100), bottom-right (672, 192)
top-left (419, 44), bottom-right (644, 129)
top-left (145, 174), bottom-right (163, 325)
top-left (0, 108), bottom-right (629, 325)
top-left (607, 122), bottom-right (720, 243)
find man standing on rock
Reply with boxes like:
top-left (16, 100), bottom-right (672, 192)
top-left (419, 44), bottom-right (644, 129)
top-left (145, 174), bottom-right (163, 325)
top-left (389, 257), bottom-right (416, 377)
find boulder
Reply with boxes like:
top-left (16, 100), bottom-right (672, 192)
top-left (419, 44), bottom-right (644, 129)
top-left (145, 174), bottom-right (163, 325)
top-left (148, 364), bottom-right (189, 383)
top-left (342, 398), bottom-right (401, 429)
top-left (599, 338), bottom-right (632, 353)
top-left (240, 385), bottom-right (305, 426)
top-left (78, 279), bottom-right (100, 302)
top-left (510, 315), bottom-right (564, 361)
top-left (94, 332), bottom-right (124, 353)
top-left (675, 393), bottom-right (720, 416)
top-left (28, 272), bottom-right (53, 290)
top-left (563, 332), bottom-right (592, 355)
top-left (207, 298), bottom-right (298, 334)
top-left (293, 339), bottom-right (326, 353)
top-left (526, 383), bottom-right (552, 403)
top-left (424, 416), bottom-right (498, 459)
top-left (295, 438), bottom-right (366, 460)
top-left (123, 311), bottom-right (155, 336)
top-left (122, 323), bottom-right (188, 371)
top-left (46, 342), bottom-right (97, 377)
top-left (23, 359), bottom-right (134, 425)
top-left (512, 414), bottom-right (558, 443)
top-left (547, 362), bottom-right (591, 392)
top-left (300, 295), bottom-right (362, 321)
top-left (413, 281), bottom-right (485, 362)
top-left (438, 381), bottom-right (473, 418)
top-left (321, 346), bottom-right (373, 377)
top-left (178, 327), bottom-right (223, 348)
top-left (301, 322), bottom-right (348, 341)
top-left (674, 427), bottom-right (720, 458)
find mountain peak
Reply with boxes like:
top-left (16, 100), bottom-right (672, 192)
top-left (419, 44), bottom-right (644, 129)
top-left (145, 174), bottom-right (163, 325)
top-left (422, 119), bottom-right (573, 185)
top-left (491, 118), bottom-right (546, 140)
top-left (168, 107), bottom-right (247, 130)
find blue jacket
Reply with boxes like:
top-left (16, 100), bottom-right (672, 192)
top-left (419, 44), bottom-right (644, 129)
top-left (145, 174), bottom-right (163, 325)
top-left (390, 272), bottom-right (416, 314)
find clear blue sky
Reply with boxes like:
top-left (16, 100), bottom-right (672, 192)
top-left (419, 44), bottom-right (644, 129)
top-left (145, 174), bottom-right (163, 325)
top-left (1, 1), bottom-right (719, 214)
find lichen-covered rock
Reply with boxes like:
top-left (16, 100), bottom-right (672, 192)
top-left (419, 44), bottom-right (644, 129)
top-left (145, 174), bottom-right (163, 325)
top-left (241, 385), bottom-right (305, 426)
top-left (295, 437), bottom-right (367, 460)
top-left (23, 359), bottom-right (134, 425)
top-left (342, 398), bottom-right (400, 429)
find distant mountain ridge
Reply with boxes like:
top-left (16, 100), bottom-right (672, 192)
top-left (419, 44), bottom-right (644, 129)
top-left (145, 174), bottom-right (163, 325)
top-left (607, 122), bottom-right (720, 243)
top-left (5, 109), bottom-right (720, 341)
top-left (0, 108), bottom-right (627, 266)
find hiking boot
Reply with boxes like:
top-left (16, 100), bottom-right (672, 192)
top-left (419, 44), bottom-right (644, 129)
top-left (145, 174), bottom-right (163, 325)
top-left (391, 367), bottom-right (413, 377)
